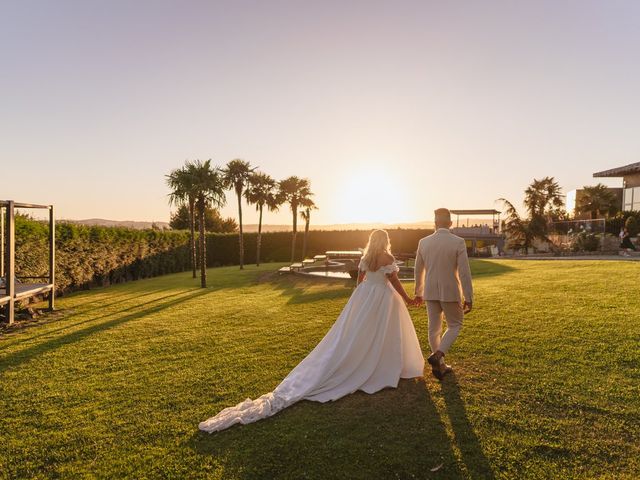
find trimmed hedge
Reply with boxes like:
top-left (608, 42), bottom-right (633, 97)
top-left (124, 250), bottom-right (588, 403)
top-left (11, 216), bottom-right (433, 294)
top-left (14, 217), bottom-right (190, 294)
top-left (206, 229), bottom-right (433, 266)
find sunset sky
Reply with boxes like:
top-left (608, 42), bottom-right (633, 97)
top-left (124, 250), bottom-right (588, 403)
top-left (2, 0), bottom-right (639, 226)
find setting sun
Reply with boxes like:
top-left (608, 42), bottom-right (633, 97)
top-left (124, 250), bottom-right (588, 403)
top-left (331, 167), bottom-right (415, 224)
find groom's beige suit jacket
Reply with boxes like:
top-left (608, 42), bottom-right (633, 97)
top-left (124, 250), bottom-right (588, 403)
top-left (414, 228), bottom-right (473, 303)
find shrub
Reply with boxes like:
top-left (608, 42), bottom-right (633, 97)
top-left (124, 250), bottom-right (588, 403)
top-left (570, 232), bottom-right (600, 252)
top-left (605, 211), bottom-right (640, 235)
top-left (625, 216), bottom-right (639, 237)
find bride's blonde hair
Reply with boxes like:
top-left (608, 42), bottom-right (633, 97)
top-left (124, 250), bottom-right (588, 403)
top-left (361, 229), bottom-right (393, 271)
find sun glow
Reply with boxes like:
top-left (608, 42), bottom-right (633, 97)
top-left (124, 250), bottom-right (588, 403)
top-left (332, 167), bottom-right (414, 225)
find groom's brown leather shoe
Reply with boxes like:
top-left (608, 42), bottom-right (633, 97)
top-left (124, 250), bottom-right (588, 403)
top-left (427, 352), bottom-right (441, 366)
top-left (427, 353), bottom-right (444, 380)
top-left (427, 353), bottom-right (453, 381)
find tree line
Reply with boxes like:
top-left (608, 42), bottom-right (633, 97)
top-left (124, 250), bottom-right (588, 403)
top-left (166, 159), bottom-right (316, 287)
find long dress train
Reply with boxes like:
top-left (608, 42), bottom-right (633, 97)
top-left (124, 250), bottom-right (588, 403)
top-left (198, 261), bottom-right (425, 433)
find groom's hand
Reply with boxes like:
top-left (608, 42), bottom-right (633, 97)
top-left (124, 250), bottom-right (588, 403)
top-left (463, 301), bottom-right (472, 314)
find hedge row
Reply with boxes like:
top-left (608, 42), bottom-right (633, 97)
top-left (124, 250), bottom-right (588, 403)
top-left (14, 218), bottom-right (190, 294)
top-left (11, 217), bottom-right (433, 294)
top-left (205, 229), bottom-right (433, 266)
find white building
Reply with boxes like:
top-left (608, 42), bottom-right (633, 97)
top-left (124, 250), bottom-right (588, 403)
top-left (593, 162), bottom-right (640, 212)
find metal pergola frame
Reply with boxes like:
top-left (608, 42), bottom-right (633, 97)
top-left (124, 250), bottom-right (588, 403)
top-left (0, 200), bottom-right (55, 325)
top-left (450, 209), bottom-right (501, 229)
top-left (449, 209), bottom-right (503, 257)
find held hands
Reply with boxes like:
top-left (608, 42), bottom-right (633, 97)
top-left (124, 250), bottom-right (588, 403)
top-left (405, 296), bottom-right (470, 312)
top-left (405, 295), bottom-right (473, 315)
top-left (410, 296), bottom-right (424, 308)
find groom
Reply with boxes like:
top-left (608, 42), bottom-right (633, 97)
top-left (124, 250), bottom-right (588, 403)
top-left (413, 208), bottom-right (473, 380)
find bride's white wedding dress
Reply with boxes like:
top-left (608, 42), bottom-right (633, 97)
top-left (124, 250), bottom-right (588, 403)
top-left (198, 260), bottom-right (425, 433)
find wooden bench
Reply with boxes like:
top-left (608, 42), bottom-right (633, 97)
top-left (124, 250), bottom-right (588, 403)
top-left (278, 266), bottom-right (292, 274)
top-left (290, 263), bottom-right (304, 270)
top-left (302, 259), bottom-right (316, 265)
top-left (14, 283), bottom-right (54, 300)
top-left (0, 283), bottom-right (54, 302)
top-left (313, 254), bottom-right (327, 261)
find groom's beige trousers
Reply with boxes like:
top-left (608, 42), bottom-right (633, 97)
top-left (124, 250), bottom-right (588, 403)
top-left (426, 301), bottom-right (463, 354)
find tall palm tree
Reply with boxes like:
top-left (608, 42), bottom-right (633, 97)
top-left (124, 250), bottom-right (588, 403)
top-left (278, 176), bottom-right (312, 263)
top-left (524, 176), bottom-right (564, 221)
top-left (577, 184), bottom-right (617, 219)
top-left (499, 176), bottom-right (564, 254)
top-left (244, 172), bottom-right (281, 266)
top-left (222, 159), bottom-right (255, 270)
top-left (519, 176), bottom-right (566, 247)
top-left (499, 198), bottom-right (536, 253)
top-left (299, 197), bottom-right (317, 260)
top-left (166, 164), bottom-right (198, 278)
top-left (190, 159), bottom-right (226, 287)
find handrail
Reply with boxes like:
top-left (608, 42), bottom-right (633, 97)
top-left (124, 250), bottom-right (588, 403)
top-left (0, 201), bottom-right (52, 209)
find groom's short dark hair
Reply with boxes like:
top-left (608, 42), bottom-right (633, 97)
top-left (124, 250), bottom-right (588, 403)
top-left (434, 208), bottom-right (451, 224)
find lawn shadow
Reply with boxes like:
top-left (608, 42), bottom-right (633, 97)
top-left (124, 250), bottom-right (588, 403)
top-left (190, 378), bottom-right (469, 479)
top-left (0, 288), bottom-right (212, 374)
top-left (470, 259), bottom-right (516, 278)
top-left (440, 372), bottom-right (496, 479)
top-left (268, 275), bottom-right (354, 305)
top-left (0, 287), bottom-right (178, 346)
top-left (1, 271), bottom-right (243, 348)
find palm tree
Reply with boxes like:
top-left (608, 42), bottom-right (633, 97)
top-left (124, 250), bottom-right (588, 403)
top-left (222, 159), bottom-right (255, 270)
top-left (166, 164), bottom-right (198, 278)
top-left (577, 184), bottom-right (617, 219)
top-left (499, 176), bottom-right (565, 254)
top-left (244, 172), bottom-right (281, 266)
top-left (278, 176), bottom-right (312, 263)
top-left (524, 176), bottom-right (564, 221)
top-left (190, 159), bottom-right (226, 287)
top-left (499, 198), bottom-right (536, 253)
top-left (299, 197), bottom-right (317, 260)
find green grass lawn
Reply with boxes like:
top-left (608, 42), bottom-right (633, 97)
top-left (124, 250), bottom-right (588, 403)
top-left (1, 260), bottom-right (639, 479)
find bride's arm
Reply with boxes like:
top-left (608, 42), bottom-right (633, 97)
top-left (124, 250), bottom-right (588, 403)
top-left (387, 271), bottom-right (412, 304)
top-left (356, 269), bottom-right (366, 286)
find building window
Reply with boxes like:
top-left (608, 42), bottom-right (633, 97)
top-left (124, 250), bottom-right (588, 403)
top-left (623, 188), bottom-right (633, 211)
top-left (634, 187), bottom-right (640, 211)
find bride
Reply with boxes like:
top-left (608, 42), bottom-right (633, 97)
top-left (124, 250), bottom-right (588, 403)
top-left (199, 229), bottom-right (425, 433)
